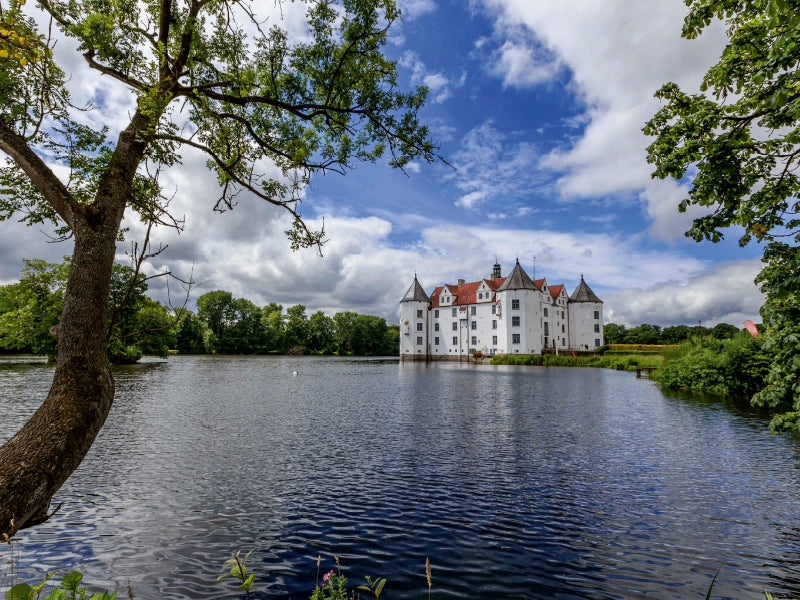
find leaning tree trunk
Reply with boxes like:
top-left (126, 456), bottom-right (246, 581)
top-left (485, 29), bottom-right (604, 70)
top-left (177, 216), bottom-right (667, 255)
top-left (0, 216), bottom-right (119, 539)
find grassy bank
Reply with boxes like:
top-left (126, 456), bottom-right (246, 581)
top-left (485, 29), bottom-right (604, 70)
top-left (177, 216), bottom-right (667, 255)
top-left (490, 346), bottom-right (664, 371)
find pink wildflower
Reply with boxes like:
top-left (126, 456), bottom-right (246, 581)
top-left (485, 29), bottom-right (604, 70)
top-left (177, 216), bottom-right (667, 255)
top-left (322, 570), bottom-right (334, 586)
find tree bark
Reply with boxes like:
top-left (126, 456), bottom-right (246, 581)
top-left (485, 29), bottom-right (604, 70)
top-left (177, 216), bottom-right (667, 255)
top-left (0, 98), bottom-right (150, 537)
top-left (0, 218), bottom-right (119, 538)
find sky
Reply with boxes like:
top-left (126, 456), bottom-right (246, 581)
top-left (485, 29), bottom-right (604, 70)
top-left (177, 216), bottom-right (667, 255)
top-left (0, 0), bottom-right (768, 328)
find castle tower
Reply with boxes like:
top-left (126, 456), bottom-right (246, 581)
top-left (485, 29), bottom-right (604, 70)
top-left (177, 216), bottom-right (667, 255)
top-left (495, 259), bottom-right (542, 354)
top-left (568, 275), bottom-right (604, 350)
top-left (399, 275), bottom-right (430, 360)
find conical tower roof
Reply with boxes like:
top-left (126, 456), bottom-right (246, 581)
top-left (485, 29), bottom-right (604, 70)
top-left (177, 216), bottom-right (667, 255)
top-left (569, 276), bottom-right (602, 303)
top-left (496, 259), bottom-right (537, 291)
top-left (400, 275), bottom-right (430, 303)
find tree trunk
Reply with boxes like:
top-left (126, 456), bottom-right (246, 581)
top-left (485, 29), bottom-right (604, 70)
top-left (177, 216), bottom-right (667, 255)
top-left (0, 217), bottom-right (118, 538)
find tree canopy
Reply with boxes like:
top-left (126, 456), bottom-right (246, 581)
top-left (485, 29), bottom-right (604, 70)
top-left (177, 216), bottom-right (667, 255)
top-left (645, 0), bottom-right (800, 431)
top-left (0, 0), bottom-right (438, 537)
top-left (645, 0), bottom-right (800, 248)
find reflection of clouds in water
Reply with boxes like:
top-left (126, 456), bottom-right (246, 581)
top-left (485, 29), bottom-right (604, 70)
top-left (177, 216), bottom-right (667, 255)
top-left (5, 356), bottom-right (800, 599)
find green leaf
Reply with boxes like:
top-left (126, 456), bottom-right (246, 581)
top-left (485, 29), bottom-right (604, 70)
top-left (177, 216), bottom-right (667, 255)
top-left (61, 571), bottom-right (83, 592)
top-left (239, 574), bottom-right (255, 591)
top-left (6, 583), bottom-right (34, 600)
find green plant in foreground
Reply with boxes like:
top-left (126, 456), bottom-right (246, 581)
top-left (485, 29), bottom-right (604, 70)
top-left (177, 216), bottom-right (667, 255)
top-left (357, 575), bottom-right (386, 599)
top-left (217, 550), bottom-right (255, 600)
top-left (5, 571), bottom-right (116, 600)
top-left (310, 568), bottom-right (349, 600)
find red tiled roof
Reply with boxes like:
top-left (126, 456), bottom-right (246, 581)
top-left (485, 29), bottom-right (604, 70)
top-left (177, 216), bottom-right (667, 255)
top-left (548, 284), bottom-right (564, 301)
top-left (429, 277), bottom-right (506, 308)
top-left (533, 278), bottom-right (546, 290)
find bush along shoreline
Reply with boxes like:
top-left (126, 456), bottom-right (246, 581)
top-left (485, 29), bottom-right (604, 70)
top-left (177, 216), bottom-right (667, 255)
top-left (491, 333), bottom-right (785, 431)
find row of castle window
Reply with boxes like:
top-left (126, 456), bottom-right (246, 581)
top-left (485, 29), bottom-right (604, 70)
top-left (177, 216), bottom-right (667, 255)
top-left (422, 333), bottom-right (592, 348)
top-left (430, 336), bottom-right (503, 346)
top-left (421, 304), bottom-right (598, 326)
top-left (426, 303), bottom-right (599, 320)
top-left (422, 315), bottom-right (577, 332)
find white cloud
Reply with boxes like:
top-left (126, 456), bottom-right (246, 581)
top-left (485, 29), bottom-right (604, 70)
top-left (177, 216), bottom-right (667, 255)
top-left (604, 259), bottom-right (764, 327)
top-left (475, 0), bottom-right (728, 241)
top-left (640, 178), bottom-right (707, 242)
top-left (397, 0), bottom-right (436, 20)
top-left (491, 40), bottom-right (560, 88)
top-left (400, 51), bottom-right (464, 104)
top-left (449, 121), bottom-right (548, 211)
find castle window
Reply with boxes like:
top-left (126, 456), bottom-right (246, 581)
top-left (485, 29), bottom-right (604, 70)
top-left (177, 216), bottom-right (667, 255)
top-left (416, 336), bottom-right (423, 345)
top-left (562, 324), bottom-right (565, 333)
top-left (512, 316), bottom-right (520, 327)
top-left (492, 304), bottom-right (496, 314)
top-left (512, 299), bottom-right (520, 310)
top-left (543, 307), bottom-right (548, 317)
top-left (434, 323), bottom-right (439, 331)
top-left (434, 337), bottom-right (439, 345)
top-left (471, 336), bottom-right (477, 345)
top-left (478, 293), bottom-right (483, 299)
top-left (417, 309), bottom-right (423, 318)
top-left (471, 321), bottom-right (477, 330)
top-left (470, 306), bottom-right (476, 316)
top-left (492, 336), bottom-right (497, 345)
top-left (595, 338), bottom-right (601, 347)
top-left (594, 323), bottom-right (600, 333)
top-left (492, 320), bottom-right (497, 329)
top-left (544, 322), bottom-right (549, 335)
top-left (561, 338), bottom-right (566, 346)
top-left (562, 310), bottom-right (565, 319)
top-left (416, 322), bottom-right (423, 331)
top-left (594, 310), bottom-right (600, 320)
top-left (512, 334), bottom-right (521, 344)
top-left (434, 309), bottom-right (439, 318)
top-left (452, 322), bottom-right (458, 331)
top-left (452, 336), bottom-right (458, 345)
top-left (452, 308), bottom-right (457, 317)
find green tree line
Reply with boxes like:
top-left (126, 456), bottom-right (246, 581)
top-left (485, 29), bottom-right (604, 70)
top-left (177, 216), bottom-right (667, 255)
top-left (603, 321), bottom-right (743, 345)
top-left (0, 258), bottom-right (399, 361)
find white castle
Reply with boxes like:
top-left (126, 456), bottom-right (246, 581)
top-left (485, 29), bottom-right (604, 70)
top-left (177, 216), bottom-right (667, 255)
top-left (399, 259), bottom-right (603, 360)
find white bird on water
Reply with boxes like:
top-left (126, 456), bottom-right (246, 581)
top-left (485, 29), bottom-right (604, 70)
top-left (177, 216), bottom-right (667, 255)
top-left (292, 371), bottom-right (298, 376)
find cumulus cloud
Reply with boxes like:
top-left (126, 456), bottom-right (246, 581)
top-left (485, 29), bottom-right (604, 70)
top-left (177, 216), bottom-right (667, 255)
top-left (490, 40), bottom-right (560, 88)
top-left (604, 259), bottom-right (764, 327)
top-left (475, 0), bottom-right (728, 241)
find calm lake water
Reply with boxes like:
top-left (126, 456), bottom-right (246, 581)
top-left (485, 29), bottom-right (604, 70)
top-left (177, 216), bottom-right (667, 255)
top-left (2, 355), bottom-right (800, 599)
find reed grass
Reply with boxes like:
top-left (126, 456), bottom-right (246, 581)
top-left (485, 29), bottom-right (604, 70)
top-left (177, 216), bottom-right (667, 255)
top-left (1, 544), bottom-right (780, 599)
top-left (491, 352), bottom-right (663, 371)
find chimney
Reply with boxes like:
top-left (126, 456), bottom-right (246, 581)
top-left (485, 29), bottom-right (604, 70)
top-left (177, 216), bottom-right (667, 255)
top-left (458, 278), bottom-right (465, 285)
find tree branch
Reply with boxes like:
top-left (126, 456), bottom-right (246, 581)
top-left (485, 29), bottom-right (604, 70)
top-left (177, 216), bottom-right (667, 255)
top-left (0, 119), bottom-right (77, 228)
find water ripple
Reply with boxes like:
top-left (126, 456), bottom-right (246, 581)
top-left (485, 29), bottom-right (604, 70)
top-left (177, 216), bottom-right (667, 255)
top-left (4, 356), bottom-right (800, 599)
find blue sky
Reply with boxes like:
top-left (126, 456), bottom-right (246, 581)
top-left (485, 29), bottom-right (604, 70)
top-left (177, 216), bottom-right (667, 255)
top-left (0, 0), bottom-right (766, 327)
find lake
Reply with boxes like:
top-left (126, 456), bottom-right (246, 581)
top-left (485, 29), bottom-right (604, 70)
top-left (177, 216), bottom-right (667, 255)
top-left (2, 355), bottom-right (800, 599)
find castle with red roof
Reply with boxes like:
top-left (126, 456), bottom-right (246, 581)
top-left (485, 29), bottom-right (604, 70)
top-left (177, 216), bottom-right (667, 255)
top-left (399, 259), bottom-right (603, 360)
